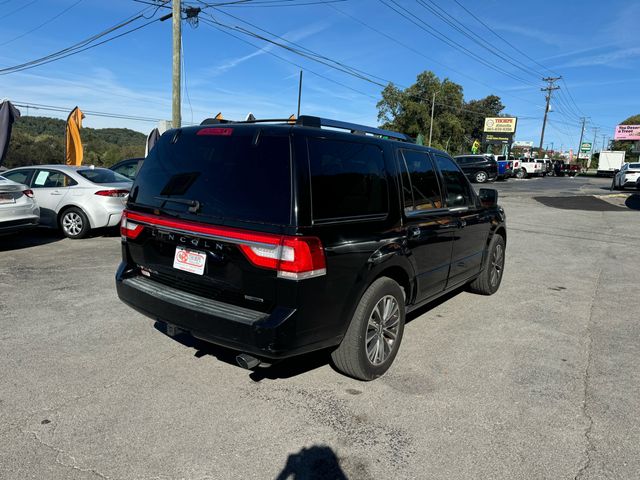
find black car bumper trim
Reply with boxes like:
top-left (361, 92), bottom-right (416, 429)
top-left (122, 276), bottom-right (267, 325)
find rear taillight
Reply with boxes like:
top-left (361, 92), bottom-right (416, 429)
top-left (239, 236), bottom-right (326, 280)
top-left (123, 211), bottom-right (326, 280)
top-left (96, 189), bottom-right (129, 197)
top-left (22, 189), bottom-right (34, 198)
top-left (120, 211), bottom-right (144, 240)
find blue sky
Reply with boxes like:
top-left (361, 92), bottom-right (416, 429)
top-left (1, 0), bottom-right (639, 153)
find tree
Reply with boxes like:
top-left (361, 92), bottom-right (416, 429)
top-left (4, 116), bottom-right (146, 168)
top-left (376, 71), bottom-right (505, 154)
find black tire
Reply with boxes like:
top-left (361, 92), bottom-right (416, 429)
top-left (331, 277), bottom-right (406, 381)
top-left (515, 169), bottom-right (525, 179)
top-left (59, 207), bottom-right (90, 239)
top-left (468, 234), bottom-right (505, 296)
top-left (474, 171), bottom-right (488, 183)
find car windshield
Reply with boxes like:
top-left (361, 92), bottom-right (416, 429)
top-left (77, 168), bottom-right (131, 184)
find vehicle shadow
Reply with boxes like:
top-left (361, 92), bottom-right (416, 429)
top-left (405, 286), bottom-right (466, 324)
top-left (625, 194), bottom-right (640, 210)
top-left (0, 228), bottom-right (63, 252)
top-left (274, 445), bottom-right (348, 480)
top-left (153, 321), bottom-right (332, 382)
top-left (153, 287), bottom-right (467, 382)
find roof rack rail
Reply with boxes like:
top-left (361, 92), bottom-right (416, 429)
top-left (296, 115), bottom-right (412, 142)
top-left (199, 117), bottom-right (295, 125)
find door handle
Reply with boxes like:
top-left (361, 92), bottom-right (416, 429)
top-left (51, 190), bottom-right (62, 195)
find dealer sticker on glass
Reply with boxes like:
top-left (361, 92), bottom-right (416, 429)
top-left (173, 246), bottom-right (206, 275)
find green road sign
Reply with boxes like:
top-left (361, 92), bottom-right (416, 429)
top-left (580, 142), bottom-right (593, 152)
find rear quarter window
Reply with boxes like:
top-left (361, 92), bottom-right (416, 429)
top-left (77, 169), bottom-right (130, 184)
top-left (308, 137), bottom-right (388, 221)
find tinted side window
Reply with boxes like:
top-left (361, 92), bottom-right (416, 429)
top-left (113, 162), bottom-right (138, 180)
top-left (3, 169), bottom-right (33, 185)
top-left (455, 157), bottom-right (468, 164)
top-left (433, 154), bottom-right (473, 208)
top-left (308, 138), bottom-right (387, 220)
top-left (400, 150), bottom-right (442, 211)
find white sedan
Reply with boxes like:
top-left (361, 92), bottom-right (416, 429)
top-left (0, 175), bottom-right (40, 235)
top-left (2, 165), bottom-right (132, 239)
top-left (612, 162), bottom-right (640, 190)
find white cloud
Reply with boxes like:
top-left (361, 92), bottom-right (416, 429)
top-left (559, 47), bottom-right (640, 68)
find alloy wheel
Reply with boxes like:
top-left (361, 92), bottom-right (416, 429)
top-left (490, 243), bottom-right (504, 287)
top-left (365, 295), bottom-right (400, 365)
top-left (62, 212), bottom-right (83, 237)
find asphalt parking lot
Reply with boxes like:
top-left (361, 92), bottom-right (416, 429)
top-left (1, 175), bottom-right (639, 480)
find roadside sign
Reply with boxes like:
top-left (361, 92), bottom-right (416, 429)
top-left (614, 125), bottom-right (640, 140)
top-left (482, 132), bottom-right (513, 145)
top-left (512, 140), bottom-right (533, 147)
top-left (580, 142), bottom-right (592, 152)
top-left (483, 117), bottom-right (517, 133)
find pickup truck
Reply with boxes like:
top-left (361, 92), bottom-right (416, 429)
top-left (554, 161), bottom-right (581, 177)
top-left (496, 159), bottom-right (513, 180)
top-left (517, 158), bottom-right (544, 178)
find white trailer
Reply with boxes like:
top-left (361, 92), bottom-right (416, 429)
top-left (597, 151), bottom-right (626, 176)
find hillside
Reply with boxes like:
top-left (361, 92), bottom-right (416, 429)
top-left (3, 116), bottom-right (146, 168)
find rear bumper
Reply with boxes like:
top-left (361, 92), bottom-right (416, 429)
top-left (115, 262), bottom-right (342, 359)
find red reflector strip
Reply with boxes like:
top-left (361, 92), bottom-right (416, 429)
top-left (197, 127), bottom-right (233, 136)
top-left (124, 211), bottom-right (326, 279)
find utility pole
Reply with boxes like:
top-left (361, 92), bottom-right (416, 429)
top-left (297, 70), bottom-right (303, 118)
top-left (428, 92), bottom-right (436, 147)
top-left (576, 117), bottom-right (587, 163)
top-left (538, 76), bottom-right (561, 154)
top-left (172, 0), bottom-right (181, 129)
top-left (592, 126), bottom-right (599, 154)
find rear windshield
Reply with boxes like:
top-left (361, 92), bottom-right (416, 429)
top-left (628, 163), bottom-right (640, 169)
top-left (132, 129), bottom-right (292, 225)
top-left (77, 168), bottom-right (130, 184)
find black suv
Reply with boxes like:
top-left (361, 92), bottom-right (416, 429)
top-left (116, 116), bottom-right (506, 380)
top-left (453, 154), bottom-right (498, 183)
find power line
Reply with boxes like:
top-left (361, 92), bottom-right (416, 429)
top-left (12, 101), bottom-right (165, 123)
top-left (202, 12), bottom-right (388, 87)
top-left (198, 16), bottom-right (379, 100)
top-left (200, 14), bottom-right (516, 118)
top-left (201, 5), bottom-right (390, 85)
top-left (0, 0), bottom-right (84, 48)
top-left (416, 0), bottom-right (538, 81)
top-left (0, 0), bottom-right (38, 21)
top-left (380, 0), bottom-right (538, 87)
top-left (0, 7), bottom-right (165, 75)
top-left (451, 0), bottom-right (589, 123)
top-left (451, 0), bottom-right (552, 77)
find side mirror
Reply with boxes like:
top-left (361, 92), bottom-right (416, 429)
top-left (479, 188), bottom-right (498, 207)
